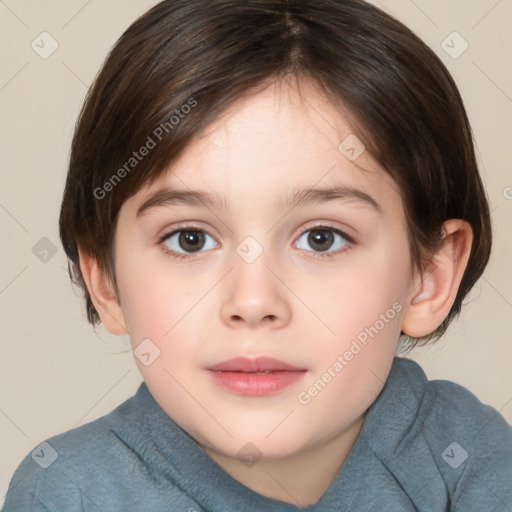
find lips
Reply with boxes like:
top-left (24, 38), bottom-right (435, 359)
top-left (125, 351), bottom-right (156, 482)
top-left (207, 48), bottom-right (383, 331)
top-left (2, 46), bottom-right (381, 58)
top-left (208, 356), bottom-right (304, 373)
top-left (207, 357), bottom-right (307, 396)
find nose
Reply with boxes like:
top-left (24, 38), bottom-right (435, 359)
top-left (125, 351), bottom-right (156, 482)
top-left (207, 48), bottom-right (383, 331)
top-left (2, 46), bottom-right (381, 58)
top-left (220, 254), bottom-right (292, 329)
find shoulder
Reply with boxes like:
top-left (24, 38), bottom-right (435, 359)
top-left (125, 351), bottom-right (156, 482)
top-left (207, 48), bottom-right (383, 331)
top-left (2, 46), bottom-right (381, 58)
top-left (394, 357), bottom-right (512, 508)
top-left (387, 357), bottom-right (511, 436)
top-left (3, 384), bottom-right (158, 511)
top-left (419, 364), bottom-right (512, 458)
top-left (423, 368), bottom-right (512, 508)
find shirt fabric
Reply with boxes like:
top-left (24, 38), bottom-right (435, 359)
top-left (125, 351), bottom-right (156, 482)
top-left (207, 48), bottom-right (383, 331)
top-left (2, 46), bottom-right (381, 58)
top-left (4, 357), bottom-right (512, 511)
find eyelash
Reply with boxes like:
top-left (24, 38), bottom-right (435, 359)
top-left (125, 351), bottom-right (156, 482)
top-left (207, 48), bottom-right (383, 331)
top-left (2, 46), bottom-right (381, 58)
top-left (157, 223), bottom-right (355, 262)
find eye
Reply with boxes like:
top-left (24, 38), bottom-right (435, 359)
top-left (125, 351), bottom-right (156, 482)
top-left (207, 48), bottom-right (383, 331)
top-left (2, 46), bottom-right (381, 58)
top-left (160, 227), bottom-right (218, 257)
top-left (158, 223), bottom-right (353, 261)
top-left (295, 225), bottom-right (352, 256)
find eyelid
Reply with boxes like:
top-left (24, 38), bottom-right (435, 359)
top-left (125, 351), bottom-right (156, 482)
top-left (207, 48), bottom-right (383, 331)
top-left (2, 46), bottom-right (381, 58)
top-left (157, 222), bottom-right (217, 244)
top-left (158, 221), bottom-right (355, 244)
top-left (296, 221), bottom-right (356, 245)
top-left (157, 221), bottom-right (356, 259)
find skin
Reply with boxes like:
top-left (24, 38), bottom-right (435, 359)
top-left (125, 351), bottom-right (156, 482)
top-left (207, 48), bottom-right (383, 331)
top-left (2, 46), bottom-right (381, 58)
top-left (80, 77), bottom-right (473, 507)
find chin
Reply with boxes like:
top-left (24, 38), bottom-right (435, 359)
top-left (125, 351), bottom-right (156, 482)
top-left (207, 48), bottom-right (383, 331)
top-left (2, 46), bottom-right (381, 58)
top-left (208, 432), bottom-right (309, 462)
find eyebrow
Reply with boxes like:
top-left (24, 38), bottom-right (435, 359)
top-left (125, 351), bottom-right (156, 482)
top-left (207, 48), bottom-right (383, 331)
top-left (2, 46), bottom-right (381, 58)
top-left (136, 185), bottom-right (382, 217)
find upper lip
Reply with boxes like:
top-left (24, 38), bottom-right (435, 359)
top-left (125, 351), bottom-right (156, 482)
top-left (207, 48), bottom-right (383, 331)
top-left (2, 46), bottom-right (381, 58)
top-left (207, 357), bottom-right (305, 372)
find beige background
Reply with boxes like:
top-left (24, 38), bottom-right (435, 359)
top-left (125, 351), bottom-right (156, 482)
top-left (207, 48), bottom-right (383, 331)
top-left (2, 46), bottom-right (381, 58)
top-left (1, 0), bottom-right (511, 504)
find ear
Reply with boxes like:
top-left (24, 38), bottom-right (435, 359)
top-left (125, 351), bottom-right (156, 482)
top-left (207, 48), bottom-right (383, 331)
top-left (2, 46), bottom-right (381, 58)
top-left (401, 219), bottom-right (473, 338)
top-left (78, 247), bottom-right (128, 336)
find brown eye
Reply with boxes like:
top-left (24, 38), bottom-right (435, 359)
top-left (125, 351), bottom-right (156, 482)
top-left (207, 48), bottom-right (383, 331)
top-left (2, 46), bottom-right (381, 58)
top-left (162, 228), bottom-right (218, 255)
top-left (307, 229), bottom-right (335, 252)
top-left (295, 226), bottom-right (351, 255)
top-left (178, 231), bottom-right (205, 252)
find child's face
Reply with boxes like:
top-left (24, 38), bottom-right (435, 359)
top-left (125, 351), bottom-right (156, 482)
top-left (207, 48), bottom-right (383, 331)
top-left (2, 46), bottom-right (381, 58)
top-left (112, 79), bottom-right (416, 460)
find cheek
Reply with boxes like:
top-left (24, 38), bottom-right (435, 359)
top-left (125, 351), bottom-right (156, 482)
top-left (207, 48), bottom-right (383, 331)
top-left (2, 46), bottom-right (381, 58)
top-left (295, 259), bottom-right (407, 429)
top-left (114, 248), bottom-right (178, 341)
top-left (317, 246), bottom-right (409, 338)
top-left (117, 254), bottom-right (218, 358)
top-left (301, 241), bottom-right (410, 407)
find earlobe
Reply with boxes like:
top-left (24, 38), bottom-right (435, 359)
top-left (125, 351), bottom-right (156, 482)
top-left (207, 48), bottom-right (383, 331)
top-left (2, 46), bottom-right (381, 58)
top-left (78, 248), bottom-right (128, 336)
top-left (401, 219), bottom-right (473, 338)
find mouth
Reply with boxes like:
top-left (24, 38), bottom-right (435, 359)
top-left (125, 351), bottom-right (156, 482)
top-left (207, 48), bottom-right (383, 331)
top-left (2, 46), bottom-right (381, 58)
top-left (206, 356), bottom-right (307, 396)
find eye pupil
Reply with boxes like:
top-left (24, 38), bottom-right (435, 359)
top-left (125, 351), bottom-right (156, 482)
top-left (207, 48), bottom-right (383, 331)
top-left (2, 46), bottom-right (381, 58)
top-left (309, 230), bottom-right (334, 252)
top-left (179, 231), bottom-right (205, 252)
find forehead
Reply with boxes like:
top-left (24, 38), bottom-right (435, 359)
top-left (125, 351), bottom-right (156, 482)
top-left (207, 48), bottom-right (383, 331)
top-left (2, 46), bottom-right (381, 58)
top-left (126, 78), bottom-right (402, 217)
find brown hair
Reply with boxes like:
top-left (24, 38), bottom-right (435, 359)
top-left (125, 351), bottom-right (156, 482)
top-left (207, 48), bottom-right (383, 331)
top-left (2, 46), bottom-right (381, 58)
top-left (59, 0), bottom-right (492, 348)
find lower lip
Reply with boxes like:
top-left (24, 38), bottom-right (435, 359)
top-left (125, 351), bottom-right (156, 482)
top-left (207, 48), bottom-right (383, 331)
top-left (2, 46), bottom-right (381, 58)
top-left (207, 370), bottom-right (306, 396)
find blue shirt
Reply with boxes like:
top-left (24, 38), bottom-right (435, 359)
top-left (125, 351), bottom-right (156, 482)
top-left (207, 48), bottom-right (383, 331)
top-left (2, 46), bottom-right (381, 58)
top-left (4, 357), bottom-right (512, 511)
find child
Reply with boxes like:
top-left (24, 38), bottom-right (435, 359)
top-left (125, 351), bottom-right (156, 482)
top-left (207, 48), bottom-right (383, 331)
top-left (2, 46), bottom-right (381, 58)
top-left (4, 0), bottom-right (512, 510)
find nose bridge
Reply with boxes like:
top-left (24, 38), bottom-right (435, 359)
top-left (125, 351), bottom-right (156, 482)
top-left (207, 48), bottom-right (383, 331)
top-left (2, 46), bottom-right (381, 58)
top-left (219, 234), bottom-right (292, 328)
